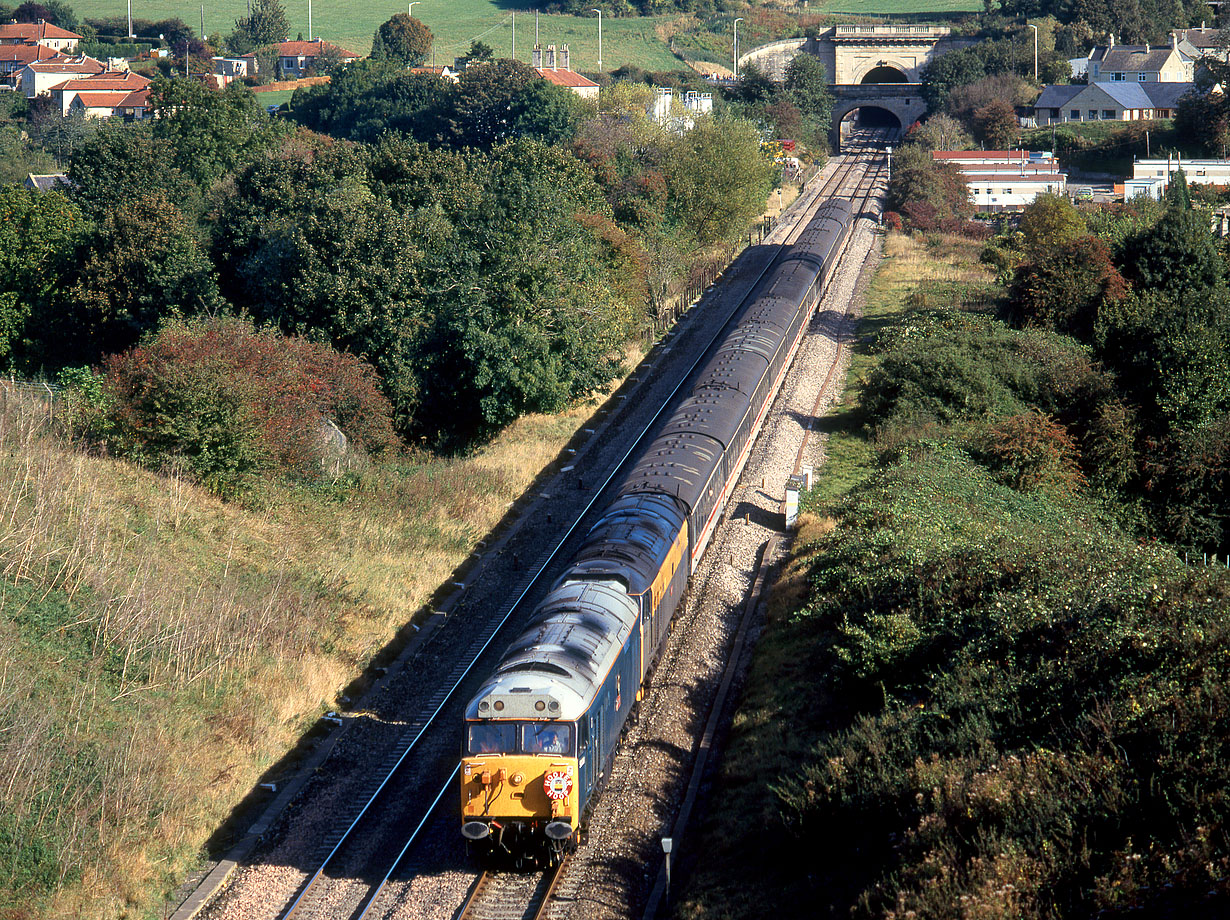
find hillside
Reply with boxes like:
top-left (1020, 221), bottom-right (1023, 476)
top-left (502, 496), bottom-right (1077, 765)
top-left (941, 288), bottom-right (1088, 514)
top-left (0, 384), bottom-right (615, 918)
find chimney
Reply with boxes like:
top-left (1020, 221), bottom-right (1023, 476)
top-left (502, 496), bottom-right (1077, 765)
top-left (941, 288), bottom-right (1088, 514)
top-left (532, 44), bottom-right (542, 68)
top-left (561, 43), bottom-right (570, 70)
top-left (1173, 32), bottom-right (1179, 51)
top-left (1109, 33), bottom-right (1115, 49)
top-left (546, 43), bottom-right (555, 70)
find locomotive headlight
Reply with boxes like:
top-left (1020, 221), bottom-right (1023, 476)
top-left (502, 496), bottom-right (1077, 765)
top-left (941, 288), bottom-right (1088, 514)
top-left (534, 701), bottom-right (546, 712)
top-left (493, 700), bottom-right (504, 712)
top-left (548, 701), bottom-right (560, 713)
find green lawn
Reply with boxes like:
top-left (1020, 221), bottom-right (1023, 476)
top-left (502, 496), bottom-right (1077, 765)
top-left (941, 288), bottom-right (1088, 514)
top-left (71, 0), bottom-right (683, 71)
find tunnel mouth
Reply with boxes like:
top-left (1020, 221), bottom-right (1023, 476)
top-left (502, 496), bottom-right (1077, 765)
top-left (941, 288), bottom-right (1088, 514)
top-left (861, 65), bottom-right (909, 83)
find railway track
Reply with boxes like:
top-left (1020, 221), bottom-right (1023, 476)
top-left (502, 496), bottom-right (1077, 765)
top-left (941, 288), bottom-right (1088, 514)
top-left (199, 132), bottom-right (888, 920)
top-left (456, 862), bottom-right (567, 920)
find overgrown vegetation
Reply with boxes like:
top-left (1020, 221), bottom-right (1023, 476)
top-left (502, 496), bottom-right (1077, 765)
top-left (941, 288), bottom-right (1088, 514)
top-left (676, 219), bottom-right (1230, 919)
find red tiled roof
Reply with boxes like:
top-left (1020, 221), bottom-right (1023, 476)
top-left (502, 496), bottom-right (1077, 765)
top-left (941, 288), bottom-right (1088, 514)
top-left (119, 88), bottom-right (150, 107)
top-left (277, 39), bottom-right (358, 58)
top-left (50, 70), bottom-right (150, 92)
top-left (0, 21), bottom-right (82, 42)
top-left (72, 90), bottom-right (132, 107)
top-left (28, 57), bottom-right (105, 76)
top-left (0, 43), bottom-right (63, 65)
top-left (535, 67), bottom-right (598, 88)
top-left (932, 150), bottom-right (1031, 160)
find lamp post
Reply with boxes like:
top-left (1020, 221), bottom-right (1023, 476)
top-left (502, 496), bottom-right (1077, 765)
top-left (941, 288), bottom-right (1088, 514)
top-left (733, 17), bottom-right (743, 80)
top-left (127, 0), bottom-right (133, 38)
top-left (308, 0), bottom-right (312, 41)
top-left (409, 1), bottom-right (420, 17)
top-left (1028, 23), bottom-right (1038, 80)
top-left (591, 9), bottom-right (602, 72)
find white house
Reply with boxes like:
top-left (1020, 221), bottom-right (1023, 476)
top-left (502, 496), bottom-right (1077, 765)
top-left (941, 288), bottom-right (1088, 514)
top-left (1126, 157), bottom-right (1230, 199)
top-left (20, 55), bottom-right (104, 98)
top-left (0, 20), bottom-right (81, 53)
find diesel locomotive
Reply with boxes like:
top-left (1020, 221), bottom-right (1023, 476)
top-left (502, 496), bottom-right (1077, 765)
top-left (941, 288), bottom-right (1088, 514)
top-left (460, 198), bottom-right (856, 865)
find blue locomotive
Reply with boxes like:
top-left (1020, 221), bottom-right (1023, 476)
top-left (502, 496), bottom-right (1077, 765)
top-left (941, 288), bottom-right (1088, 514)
top-left (461, 199), bottom-right (855, 865)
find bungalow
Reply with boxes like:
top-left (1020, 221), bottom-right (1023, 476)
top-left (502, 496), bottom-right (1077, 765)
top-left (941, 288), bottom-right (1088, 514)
top-left (1085, 33), bottom-right (1193, 82)
top-left (243, 39), bottom-right (358, 79)
top-left (24, 172), bottom-right (69, 191)
top-left (20, 55), bottom-right (104, 98)
top-left (1032, 81), bottom-right (1195, 125)
top-left (532, 44), bottom-right (599, 101)
top-left (0, 20), bottom-right (81, 53)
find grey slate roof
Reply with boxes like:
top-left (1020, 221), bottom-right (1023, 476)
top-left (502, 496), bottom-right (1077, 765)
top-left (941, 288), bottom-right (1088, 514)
top-left (1033, 82), bottom-right (1198, 112)
top-left (1095, 48), bottom-right (1183, 73)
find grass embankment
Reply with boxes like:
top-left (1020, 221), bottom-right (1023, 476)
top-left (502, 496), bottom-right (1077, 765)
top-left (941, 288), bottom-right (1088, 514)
top-left (674, 232), bottom-right (1230, 919)
top-left (0, 372), bottom-right (633, 919)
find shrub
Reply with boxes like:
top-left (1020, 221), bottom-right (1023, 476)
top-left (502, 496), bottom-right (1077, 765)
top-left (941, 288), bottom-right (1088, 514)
top-left (103, 317), bottom-right (397, 494)
top-left (976, 410), bottom-right (1085, 494)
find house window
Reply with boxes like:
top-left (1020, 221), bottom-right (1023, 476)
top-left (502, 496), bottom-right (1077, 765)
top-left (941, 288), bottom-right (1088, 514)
top-left (1004, 188), bottom-right (1012, 195)
top-left (1112, 72), bottom-right (1125, 80)
top-left (1103, 110), bottom-right (1116, 119)
top-left (1070, 109), bottom-right (1080, 120)
top-left (1088, 110), bottom-right (1098, 120)
top-left (1138, 72), bottom-right (1148, 81)
top-left (1051, 108), bottom-right (1061, 117)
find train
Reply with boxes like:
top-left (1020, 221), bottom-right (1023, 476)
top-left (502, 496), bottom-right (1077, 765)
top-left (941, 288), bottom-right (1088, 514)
top-left (460, 197), bottom-right (856, 866)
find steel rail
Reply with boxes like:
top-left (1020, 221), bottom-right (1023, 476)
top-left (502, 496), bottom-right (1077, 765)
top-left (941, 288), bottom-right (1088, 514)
top-left (278, 140), bottom-right (873, 920)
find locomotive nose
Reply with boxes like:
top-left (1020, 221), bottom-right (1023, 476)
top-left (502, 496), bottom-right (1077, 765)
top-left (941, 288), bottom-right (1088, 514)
top-left (545, 820), bottom-right (573, 840)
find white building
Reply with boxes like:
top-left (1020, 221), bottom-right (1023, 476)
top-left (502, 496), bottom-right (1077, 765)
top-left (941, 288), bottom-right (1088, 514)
top-left (932, 150), bottom-right (1067, 211)
top-left (1126, 157), bottom-right (1230, 199)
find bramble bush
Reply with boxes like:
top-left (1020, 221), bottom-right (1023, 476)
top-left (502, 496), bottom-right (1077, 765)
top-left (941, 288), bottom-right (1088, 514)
top-left (102, 317), bottom-right (397, 495)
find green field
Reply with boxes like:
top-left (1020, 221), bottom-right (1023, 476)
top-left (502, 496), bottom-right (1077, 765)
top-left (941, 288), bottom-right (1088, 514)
top-left (816, 0), bottom-right (981, 13)
top-left (72, 0), bottom-right (684, 71)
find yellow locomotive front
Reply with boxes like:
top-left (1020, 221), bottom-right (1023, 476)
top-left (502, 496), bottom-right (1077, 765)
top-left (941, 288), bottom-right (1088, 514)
top-left (461, 712), bottom-right (580, 865)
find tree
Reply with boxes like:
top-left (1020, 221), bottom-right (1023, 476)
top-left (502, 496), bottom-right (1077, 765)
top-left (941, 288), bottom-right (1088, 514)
top-left (663, 115), bottom-right (776, 247)
top-left (1120, 171), bottom-right (1226, 297)
top-left (887, 144), bottom-right (972, 228)
top-left (907, 114), bottom-right (974, 152)
top-left (67, 121), bottom-right (198, 219)
top-left (1017, 194), bottom-right (1085, 260)
top-left (290, 61), bottom-right (447, 142)
top-left (972, 99), bottom-right (1019, 150)
top-left (430, 60), bottom-right (582, 150)
top-left (149, 78), bottom-right (291, 190)
top-left (1006, 235), bottom-right (1127, 340)
top-left (784, 52), bottom-right (833, 128)
top-left (41, 192), bottom-right (222, 367)
top-left (12, 1), bottom-right (77, 30)
top-left (228, 0), bottom-right (288, 55)
top-left (371, 13), bottom-right (432, 65)
top-left (0, 185), bottom-right (84, 369)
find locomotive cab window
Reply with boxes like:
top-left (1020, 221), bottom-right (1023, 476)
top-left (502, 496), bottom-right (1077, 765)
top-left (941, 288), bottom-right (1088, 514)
top-left (468, 722), bottom-right (515, 755)
top-left (522, 722), bottom-right (573, 755)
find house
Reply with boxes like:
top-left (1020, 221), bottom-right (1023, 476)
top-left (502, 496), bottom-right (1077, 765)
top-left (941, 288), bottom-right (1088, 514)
top-left (20, 55), bottom-right (104, 98)
top-left (242, 39), bottom-right (358, 79)
top-left (532, 44), bottom-right (599, 101)
top-left (0, 40), bottom-right (62, 88)
top-left (1032, 81), bottom-right (1195, 125)
top-left (24, 172), bottom-right (68, 191)
top-left (50, 70), bottom-right (151, 117)
top-left (1085, 33), bottom-right (1193, 82)
top-left (211, 56), bottom-right (252, 86)
top-left (0, 20), bottom-right (81, 53)
top-left (1173, 26), bottom-right (1226, 62)
top-left (933, 150), bottom-right (1067, 211)
top-left (408, 64), bottom-right (459, 83)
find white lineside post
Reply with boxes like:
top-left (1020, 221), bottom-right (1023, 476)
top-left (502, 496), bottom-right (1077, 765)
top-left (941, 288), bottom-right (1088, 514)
top-left (801, 465), bottom-right (813, 491)
top-left (785, 473), bottom-right (805, 529)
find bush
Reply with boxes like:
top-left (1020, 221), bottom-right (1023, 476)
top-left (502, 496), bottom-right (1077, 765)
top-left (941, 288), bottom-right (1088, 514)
top-left (102, 317), bottom-right (397, 494)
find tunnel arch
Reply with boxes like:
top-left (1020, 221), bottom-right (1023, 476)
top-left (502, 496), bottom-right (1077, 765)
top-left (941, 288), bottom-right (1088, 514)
top-left (860, 64), bottom-right (910, 84)
top-left (839, 105), bottom-right (903, 134)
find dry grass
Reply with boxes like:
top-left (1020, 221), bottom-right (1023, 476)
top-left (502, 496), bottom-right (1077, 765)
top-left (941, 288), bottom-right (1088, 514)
top-left (0, 358), bottom-right (639, 919)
